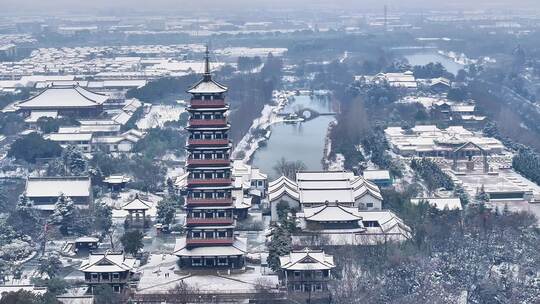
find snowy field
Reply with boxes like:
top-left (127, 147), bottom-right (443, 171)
top-left (136, 105), bottom-right (185, 130)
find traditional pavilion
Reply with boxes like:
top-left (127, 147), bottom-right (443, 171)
top-left (122, 195), bottom-right (151, 229)
top-left (279, 248), bottom-right (335, 295)
top-left (173, 47), bottom-right (247, 268)
top-left (79, 251), bottom-right (136, 294)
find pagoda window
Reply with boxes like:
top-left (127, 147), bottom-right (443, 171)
top-left (215, 133), bottom-right (222, 139)
top-left (192, 258), bottom-right (202, 266)
top-left (203, 114), bottom-right (212, 119)
top-left (205, 212), bottom-right (214, 219)
top-left (113, 273), bottom-right (120, 279)
top-left (193, 192), bottom-right (202, 198)
top-left (193, 113), bottom-right (202, 119)
top-left (217, 231), bottom-right (226, 238)
top-left (204, 192), bottom-right (213, 199)
top-left (204, 133), bottom-right (212, 139)
top-left (217, 192), bottom-right (225, 198)
top-left (192, 232), bottom-right (201, 238)
top-left (204, 173), bottom-right (212, 179)
top-left (193, 212), bottom-right (202, 218)
top-left (205, 231), bottom-right (213, 238)
top-left (218, 211), bottom-right (225, 218)
top-left (217, 257), bottom-right (228, 265)
top-left (204, 153), bottom-right (212, 159)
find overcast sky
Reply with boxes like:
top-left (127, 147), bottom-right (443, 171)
top-left (2, 0), bottom-right (539, 15)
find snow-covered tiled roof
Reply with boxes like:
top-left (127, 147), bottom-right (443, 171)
top-left (279, 248), bottom-right (335, 271)
top-left (26, 176), bottom-right (91, 198)
top-left (187, 78), bottom-right (228, 94)
top-left (24, 110), bottom-right (58, 123)
top-left (268, 171), bottom-right (383, 204)
top-left (173, 237), bottom-right (247, 257)
top-left (301, 204), bottom-right (362, 222)
top-left (79, 252), bottom-right (136, 273)
top-left (411, 197), bottom-right (462, 210)
top-left (18, 85), bottom-right (109, 109)
top-left (122, 195), bottom-right (151, 211)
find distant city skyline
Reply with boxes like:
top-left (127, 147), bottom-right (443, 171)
top-left (2, 0), bottom-right (540, 16)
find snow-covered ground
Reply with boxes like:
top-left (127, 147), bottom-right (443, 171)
top-left (136, 254), bottom-right (279, 294)
top-left (136, 105), bottom-right (185, 130)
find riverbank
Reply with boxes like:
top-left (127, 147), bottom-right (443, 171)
top-left (232, 90), bottom-right (295, 162)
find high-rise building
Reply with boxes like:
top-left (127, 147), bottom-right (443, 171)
top-left (173, 47), bottom-right (247, 268)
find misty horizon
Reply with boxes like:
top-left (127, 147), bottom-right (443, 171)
top-left (2, 0), bottom-right (540, 16)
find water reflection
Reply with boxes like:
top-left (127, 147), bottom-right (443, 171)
top-left (250, 95), bottom-right (335, 179)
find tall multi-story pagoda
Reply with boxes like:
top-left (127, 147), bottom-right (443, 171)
top-left (174, 47), bottom-right (247, 268)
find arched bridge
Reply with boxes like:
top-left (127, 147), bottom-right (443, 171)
top-left (294, 108), bottom-right (337, 121)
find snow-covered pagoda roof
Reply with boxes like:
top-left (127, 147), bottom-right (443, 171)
top-left (79, 251), bottom-right (136, 273)
top-left (173, 237), bottom-right (247, 257)
top-left (187, 47), bottom-right (228, 94)
top-left (18, 85), bottom-right (109, 109)
top-left (122, 195), bottom-right (151, 211)
top-left (187, 78), bottom-right (228, 94)
top-left (279, 248), bottom-right (335, 271)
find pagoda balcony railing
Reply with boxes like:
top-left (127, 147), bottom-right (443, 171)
top-left (189, 99), bottom-right (226, 108)
top-left (185, 198), bottom-right (233, 206)
top-left (185, 217), bottom-right (234, 226)
top-left (186, 237), bottom-right (235, 246)
top-left (187, 178), bottom-right (232, 186)
top-left (189, 119), bottom-right (227, 127)
top-left (186, 159), bottom-right (231, 166)
top-left (187, 139), bottom-right (229, 146)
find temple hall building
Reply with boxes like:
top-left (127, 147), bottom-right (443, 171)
top-left (268, 171), bottom-right (383, 221)
top-left (279, 248), bottom-right (335, 297)
top-left (79, 251), bottom-right (136, 294)
top-left (25, 176), bottom-right (92, 211)
top-left (173, 48), bottom-right (247, 268)
top-left (16, 85), bottom-right (109, 120)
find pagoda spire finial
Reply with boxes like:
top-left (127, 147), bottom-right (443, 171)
top-left (203, 44), bottom-right (211, 81)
